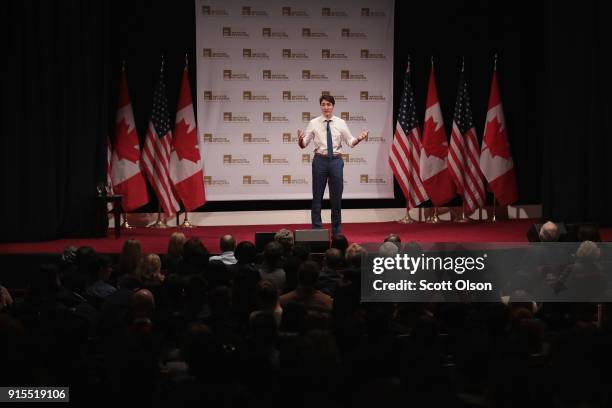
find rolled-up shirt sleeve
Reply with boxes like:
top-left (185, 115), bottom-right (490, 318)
top-left (301, 119), bottom-right (316, 148)
top-left (339, 119), bottom-right (358, 147)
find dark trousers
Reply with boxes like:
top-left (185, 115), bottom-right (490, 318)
top-left (311, 154), bottom-right (344, 235)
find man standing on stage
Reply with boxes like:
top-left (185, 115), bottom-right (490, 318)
top-left (298, 94), bottom-right (368, 236)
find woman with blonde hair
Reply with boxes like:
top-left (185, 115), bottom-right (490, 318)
top-left (139, 253), bottom-right (164, 284)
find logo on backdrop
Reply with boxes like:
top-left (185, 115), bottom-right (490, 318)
top-left (241, 6), bottom-right (268, 16)
top-left (282, 49), bottom-right (309, 59)
top-left (360, 91), bottom-right (386, 101)
top-left (340, 112), bottom-right (368, 123)
top-left (321, 7), bottom-right (348, 17)
top-left (262, 69), bottom-right (290, 80)
top-left (281, 7), bottom-right (309, 17)
top-left (222, 27), bottom-right (250, 38)
top-left (340, 28), bottom-right (367, 39)
top-left (243, 175), bottom-right (270, 185)
top-left (243, 133), bottom-right (270, 144)
top-left (302, 28), bottom-right (329, 39)
top-left (242, 91), bottom-right (270, 102)
top-left (360, 49), bottom-right (386, 59)
top-left (261, 27), bottom-right (290, 38)
top-left (243, 48), bottom-right (270, 59)
top-left (282, 132), bottom-right (298, 143)
top-left (282, 91), bottom-right (309, 102)
top-left (263, 154), bottom-right (290, 165)
top-left (301, 112), bottom-right (319, 122)
top-left (321, 90), bottom-right (347, 102)
top-left (263, 112), bottom-right (289, 122)
top-left (341, 154), bottom-right (368, 165)
top-left (204, 176), bottom-right (230, 186)
top-left (360, 174), bottom-right (387, 184)
top-left (302, 70), bottom-right (329, 81)
top-left (321, 49), bottom-right (348, 60)
top-left (202, 133), bottom-right (231, 144)
top-left (202, 48), bottom-right (230, 59)
top-left (223, 69), bottom-right (250, 81)
top-left (201, 5), bottom-right (229, 16)
top-left (361, 8), bottom-right (386, 17)
top-left (340, 70), bottom-right (367, 81)
top-left (203, 90), bottom-right (231, 102)
top-left (282, 175), bottom-right (308, 185)
top-left (223, 112), bottom-right (250, 123)
top-left (223, 154), bottom-right (250, 165)
top-left (302, 154), bottom-right (311, 164)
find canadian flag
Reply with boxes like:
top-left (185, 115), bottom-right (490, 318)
top-left (111, 68), bottom-right (148, 211)
top-left (169, 65), bottom-right (206, 211)
top-left (480, 70), bottom-right (518, 206)
top-left (419, 65), bottom-right (456, 206)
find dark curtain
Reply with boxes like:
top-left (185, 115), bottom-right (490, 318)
top-left (2, 0), bottom-right (111, 242)
top-left (542, 1), bottom-right (612, 226)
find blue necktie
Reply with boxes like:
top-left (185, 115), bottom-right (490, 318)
top-left (325, 120), bottom-right (333, 158)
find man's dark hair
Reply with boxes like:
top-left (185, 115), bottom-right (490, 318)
top-left (331, 234), bottom-right (349, 253)
top-left (384, 233), bottom-right (402, 251)
top-left (319, 94), bottom-right (335, 106)
top-left (298, 261), bottom-right (320, 288)
top-left (263, 241), bottom-right (284, 268)
top-left (235, 241), bottom-right (257, 264)
top-left (219, 234), bottom-right (236, 252)
top-left (324, 248), bottom-right (343, 269)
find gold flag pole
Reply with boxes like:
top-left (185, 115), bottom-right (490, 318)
top-left (121, 213), bottom-right (134, 229)
top-left (180, 210), bottom-right (195, 228)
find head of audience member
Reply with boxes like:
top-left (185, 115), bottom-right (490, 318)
top-left (119, 239), bottom-right (143, 276)
top-left (576, 240), bottom-right (601, 262)
top-left (182, 237), bottom-right (210, 271)
top-left (331, 234), bottom-right (349, 254)
top-left (235, 241), bottom-right (257, 264)
top-left (219, 234), bottom-right (236, 253)
top-left (255, 280), bottom-right (279, 311)
top-left (208, 285), bottom-right (232, 318)
top-left (297, 261), bottom-right (320, 290)
top-left (139, 253), bottom-right (164, 284)
top-left (275, 228), bottom-right (295, 255)
top-left (167, 232), bottom-right (187, 260)
top-left (577, 224), bottom-right (600, 242)
top-left (292, 242), bottom-right (311, 262)
top-left (182, 323), bottom-right (219, 379)
top-left (94, 255), bottom-right (112, 283)
top-left (378, 241), bottom-right (399, 258)
top-left (383, 233), bottom-right (402, 251)
top-left (129, 288), bottom-right (155, 321)
top-left (539, 221), bottom-right (560, 242)
top-left (263, 241), bottom-right (284, 269)
top-left (75, 246), bottom-right (97, 275)
top-left (346, 243), bottom-right (365, 269)
top-left (324, 248), bottom-right (344, 270)
top-left (205, 259), bottom-right (230, 289)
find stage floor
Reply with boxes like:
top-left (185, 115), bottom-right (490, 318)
top-left (2, 219), bottom-right (610, 255)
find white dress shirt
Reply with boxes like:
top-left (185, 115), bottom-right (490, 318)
top-left (301, 115), bottom-right (357, 155)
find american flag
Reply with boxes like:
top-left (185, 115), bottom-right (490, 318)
top-left (389, 60), bottom-right (428, 208)
top-left (142, 61), bottom-right (180, 216)
top-left (448, 68), bottom-right (485, 212)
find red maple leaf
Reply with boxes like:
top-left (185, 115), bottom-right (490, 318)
top-left (114, 119), bottom-right (140, 163)
top-left (422, 116), bottom-right (448, 159)
top-left (484, 116), bottom-right (511, 159)
top-left (173, 119), bottom-right (200, 163)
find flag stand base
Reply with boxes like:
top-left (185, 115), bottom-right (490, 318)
top-left (180, 212), bottom-right (196, 228)
top-left (426, 208), bottom-right (441, 223)
top-left (149, 213), bottom-right (168, 228)
top-left (455, 208), bottom-right (471, 223)
top-left (397, 208), bottom-right (416, 224)
top-left (121, 213), bottom-right (135, 229)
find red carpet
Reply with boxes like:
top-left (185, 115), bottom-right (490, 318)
top-left (2, 219), bottom-right (609, 255)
